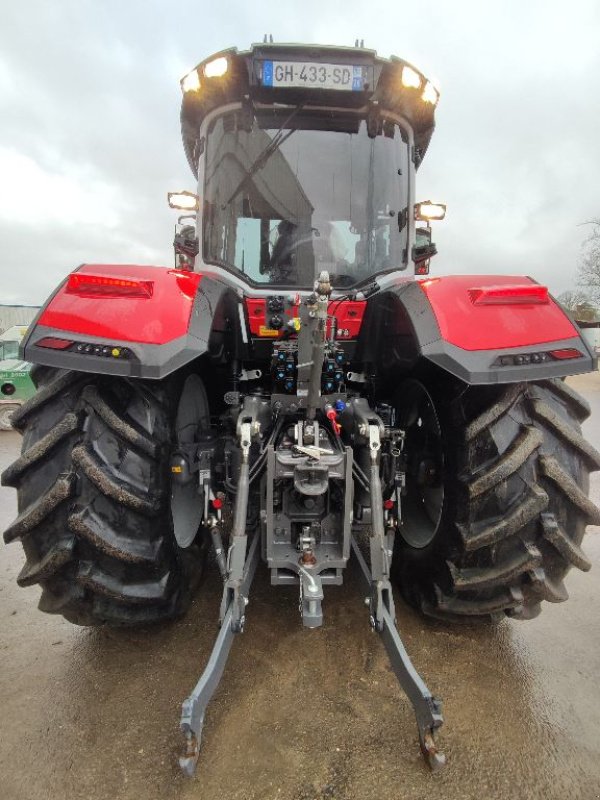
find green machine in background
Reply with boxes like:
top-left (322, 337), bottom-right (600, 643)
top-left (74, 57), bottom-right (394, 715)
top-left (0, 326), bottom-right (36, 430)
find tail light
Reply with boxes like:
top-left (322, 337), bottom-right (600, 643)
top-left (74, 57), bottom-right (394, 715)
top-left (36, 337), bottom-right (74, 350)
top-left (36, 337), bottom-right (131, 359)
top-left (66, 274), bottom-right (154, 298)
top-left (548, 348), bottom-right (582, 360)
top-left (494, 348), bottom-right (582, 367)
top-left (469, 285), bottom-right (549, 305)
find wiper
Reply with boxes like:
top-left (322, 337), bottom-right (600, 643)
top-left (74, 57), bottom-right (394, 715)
top-left (358, 279), bottom-right (380, 299)
top-left (222, 104), bottom-right (305, 208)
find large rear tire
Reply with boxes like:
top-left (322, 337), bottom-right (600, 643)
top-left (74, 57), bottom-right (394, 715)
top-left (1, 368), bottom-right (205, 626)
top-left (392, 377), bottom-right (600, 621)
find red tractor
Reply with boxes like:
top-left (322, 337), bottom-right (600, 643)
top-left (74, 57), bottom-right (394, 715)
top-left (3, 42), bottom-right (599, 775)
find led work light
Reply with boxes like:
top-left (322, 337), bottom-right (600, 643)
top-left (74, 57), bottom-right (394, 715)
top-left (168, 191), bottom-right (200, 212)
top-left (415, 201), bottom-right (446, 221)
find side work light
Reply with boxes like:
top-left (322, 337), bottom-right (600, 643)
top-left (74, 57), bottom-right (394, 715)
top-left (168, 191), bottom-right (200, 212)
top-left (415, 201), bottom-right (446, 221)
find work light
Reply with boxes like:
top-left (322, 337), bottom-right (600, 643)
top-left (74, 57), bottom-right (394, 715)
top-left (401, 65), bottom-right (421, 89)
top-left (181, 69), bottom-right (201, 93)
top-left (422, 81), bottom-right (439, 106)
top-left (204, 56), bottom-right (228, 78)
top-left (415, 201), bottom-right (446, 221)
top-left (168, 191), bottom-right (200, 212)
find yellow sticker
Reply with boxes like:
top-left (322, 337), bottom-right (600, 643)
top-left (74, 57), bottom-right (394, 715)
top-left (258, 326), bottom-right (279, 337)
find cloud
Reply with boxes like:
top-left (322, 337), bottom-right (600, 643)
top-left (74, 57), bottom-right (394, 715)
top-left (0, 0), bottom-right (599, 304)
top-left (0, 147), bottom-right (122, 226)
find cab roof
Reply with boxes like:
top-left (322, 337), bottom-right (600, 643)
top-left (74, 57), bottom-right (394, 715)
top-left (180, 42), bottom-right (438, 177)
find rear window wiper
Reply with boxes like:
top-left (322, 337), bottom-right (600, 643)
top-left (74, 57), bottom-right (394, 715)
top-left (222, 104), bottom-right (304, 209)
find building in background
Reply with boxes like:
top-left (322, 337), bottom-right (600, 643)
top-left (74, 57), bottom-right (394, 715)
top-left (0, 305), bottom-right (40, 335)
top-left (0, 325), bottom-right (36, 429)
top-left (571, 304), bottom-right (600, 356)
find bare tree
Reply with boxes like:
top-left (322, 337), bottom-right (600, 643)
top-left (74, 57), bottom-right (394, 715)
top-left (577, 218), bottom-right (600, 303)
top-left (557, 289), bottom-right (593, 313)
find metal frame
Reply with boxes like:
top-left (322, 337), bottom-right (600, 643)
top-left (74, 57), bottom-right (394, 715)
top-left (177, 278), bottom-right (445, 778)
top-left (179, 530), bottom-right (261, 777)
top-left (351, 537), bottom-right (445, 770)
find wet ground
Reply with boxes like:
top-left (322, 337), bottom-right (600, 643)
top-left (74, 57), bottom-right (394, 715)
top-left (1, 374), bottom-right (600, 800)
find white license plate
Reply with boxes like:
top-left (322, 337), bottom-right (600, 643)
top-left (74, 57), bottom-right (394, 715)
top-left (262, 60), bottom-right (364, 91)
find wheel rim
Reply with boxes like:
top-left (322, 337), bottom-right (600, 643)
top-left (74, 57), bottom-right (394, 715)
top-left (171, 375), bottom-right (210, 548)
top-left (396, 381), bottom-right (444, 549)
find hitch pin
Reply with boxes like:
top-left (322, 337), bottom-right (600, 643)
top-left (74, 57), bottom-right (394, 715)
top-left (293, 444), bottom-right (334, 459)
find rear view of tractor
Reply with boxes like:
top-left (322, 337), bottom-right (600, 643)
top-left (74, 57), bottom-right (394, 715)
top-left (3, 41), bottom-right (599, 775)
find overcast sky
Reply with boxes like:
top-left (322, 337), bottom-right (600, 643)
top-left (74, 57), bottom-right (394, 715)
top-left (1, 0), bottom-right (599, 305)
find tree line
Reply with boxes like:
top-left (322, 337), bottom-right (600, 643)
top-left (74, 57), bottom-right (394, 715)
top-left (558, 219), bottom-right (600, 319)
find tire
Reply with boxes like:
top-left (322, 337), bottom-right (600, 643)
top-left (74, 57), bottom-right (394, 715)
top-left (392, 377), bottom-right (600, 622)
top-left (1, 368), bottom-right (205, 626)
top-left (0, 404), bottom-right (20, 430)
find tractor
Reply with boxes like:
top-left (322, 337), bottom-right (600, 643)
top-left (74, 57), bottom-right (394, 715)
top-left (0, 326), bottom-right (36, 430)
top-left (3, 41), bottom-right (599, 776)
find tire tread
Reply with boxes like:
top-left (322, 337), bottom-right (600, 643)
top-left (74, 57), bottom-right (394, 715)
top-left (394, 378), bottom-right (600, 622)
top-left (2, 369), bottom-right (199, 626)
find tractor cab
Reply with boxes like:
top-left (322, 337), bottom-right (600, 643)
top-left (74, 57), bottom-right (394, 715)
top-left (174, 43), bottom-right (442, 290)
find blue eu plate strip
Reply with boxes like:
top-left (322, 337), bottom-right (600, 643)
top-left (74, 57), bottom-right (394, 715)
top-left (263, 60), bottom-right (273, 87)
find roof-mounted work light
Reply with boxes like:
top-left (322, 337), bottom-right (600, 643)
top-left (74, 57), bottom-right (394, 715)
top-left (422, 81), bottom-right (439, 106)
top-left (401, 65), bottom-right (422, 89)
top-left (181, 69), bottom-right (201, 94)
top-left (203, 56), bottom-right (228, 78)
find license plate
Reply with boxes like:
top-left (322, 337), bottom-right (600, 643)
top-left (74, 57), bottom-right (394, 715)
top-left (261, 60), bottom-right (364, 91)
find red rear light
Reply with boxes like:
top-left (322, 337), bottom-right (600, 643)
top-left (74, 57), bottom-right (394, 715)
top-left (36, 337), bottom-right (74, 350)
top-left (468, 285), bottom-right (549, 305)
top-left (549, 348), bottom-right (582, 360)
top-left (66, 274), bottom-right (154, 298)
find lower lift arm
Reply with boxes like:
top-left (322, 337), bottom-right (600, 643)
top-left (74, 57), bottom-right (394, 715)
top-left (179, 420), bottom-right (260, 777)
top-left (354, 422), bottom-right (445, 770)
